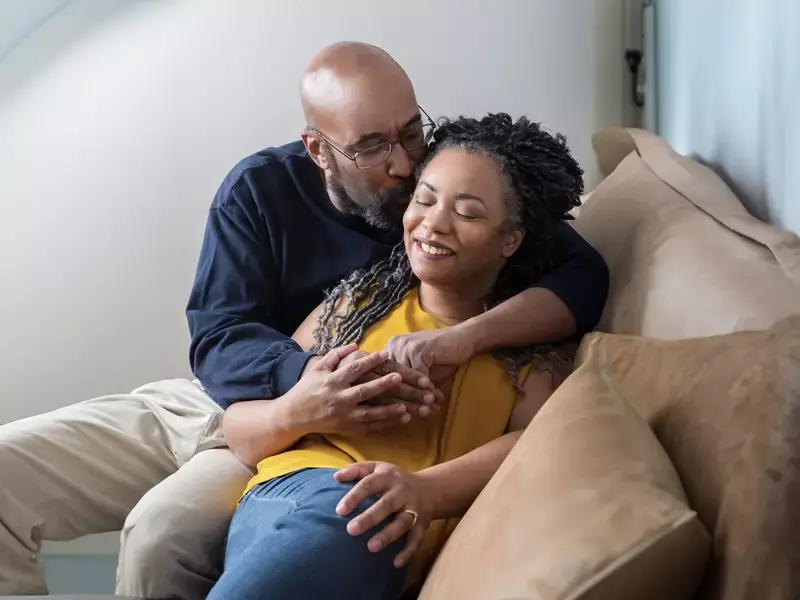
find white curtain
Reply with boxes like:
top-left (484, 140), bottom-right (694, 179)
top-left (655, 0), bottom-right (799, 234)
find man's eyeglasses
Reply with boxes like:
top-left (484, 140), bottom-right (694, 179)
top-left (308, 106), bottom-right (436, 170)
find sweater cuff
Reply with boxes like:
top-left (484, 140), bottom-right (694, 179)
top-left (271, 349), bottom-right (314, 397)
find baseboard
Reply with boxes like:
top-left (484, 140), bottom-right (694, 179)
top-left (41, 531), bottom-right (120, 556)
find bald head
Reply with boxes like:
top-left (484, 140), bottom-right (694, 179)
top-left (300, 42), bottom-right (415, 130)
top-left (299, 42), bottom-right (425, 230)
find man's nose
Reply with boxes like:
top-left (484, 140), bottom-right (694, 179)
top-left (386, 144), bottom-right (414, 179)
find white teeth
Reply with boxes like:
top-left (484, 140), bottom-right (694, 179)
top-left (419, 241), bottom-right (453, 256)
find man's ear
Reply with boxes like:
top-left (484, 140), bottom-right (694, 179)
top-left (502, 228), bottom-right (525, 258)
top-left (301, 131), bottom-right (329, 170)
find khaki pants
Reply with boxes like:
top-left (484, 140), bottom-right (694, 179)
top-left (0, 379), bottom-right (254, 599)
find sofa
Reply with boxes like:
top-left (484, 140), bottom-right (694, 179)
top-left (19, 130), bottom-right (798, 600)
top-left (417, 128), bottom-right (800, 600)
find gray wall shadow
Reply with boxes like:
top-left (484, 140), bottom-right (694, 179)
top-left (0, 0), bottom-right (135, 108)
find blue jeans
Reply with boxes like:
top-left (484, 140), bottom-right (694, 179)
top-left (208, 468), bottom-right (409, 600)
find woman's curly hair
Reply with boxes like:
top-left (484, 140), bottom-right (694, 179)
top-left (312, 113), bottom-right (583, 383)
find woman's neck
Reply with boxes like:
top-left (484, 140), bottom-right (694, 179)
top-left (417, 283), bottom-right (487, 325)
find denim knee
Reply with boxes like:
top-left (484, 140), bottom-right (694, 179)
top-left (211, 469), bottom-right (408, 600)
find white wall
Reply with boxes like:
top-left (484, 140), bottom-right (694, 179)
top-left (0, 0), bottom-right (631, 572)
top-left (591, 0), bottom-right (642, 138)
top-left (0, 0), bottom-right (67, 61)
top-left (0, 0), bottom-right (628, 426)
top-left (656, 0), bottom-right (800, 233)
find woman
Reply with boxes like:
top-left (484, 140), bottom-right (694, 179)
top-left (208, 113), bottom-right (583, 600)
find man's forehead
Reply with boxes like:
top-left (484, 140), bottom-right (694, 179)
top-left (348, 111), bottom-right (422, 146)
top-left (310, 70), bottom-right (418, 141)
top-left (332, 98), bottom-right (420, 144)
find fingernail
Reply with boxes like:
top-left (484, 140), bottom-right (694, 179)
top-left (349, 522), bottom-right (361, 535)
top-left (369, 540), bottom-right (383, 552)
top-left (396, 405), bottom-right (406, 414)
top-left (423, 392), bottom-right (435, 404)
top-left (419, 377), bottom-right (431, 388)
top-left (419, 405), bottom-right (430, 417)
top-left (401, 414), bottom-right (411, 424)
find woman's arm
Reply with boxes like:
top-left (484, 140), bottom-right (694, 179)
top-left (223, 304), bottom-right (323, 467)
top-left (335, 368), bottom-right (555, 564)
top-left (222, 395), bottom-right (308, 469)
top-left (223, 300), bottom-right (432, 468)
top-left (223, 299), bottom-right (409, 468)
top-left (293, 300), bottom-right (326, 354)
top-left (223, 344), bottom-right (409, 468)
top-left (416, 430), bottom-right (521, 519)
top-left (417, 367), bottom-right (554, 518)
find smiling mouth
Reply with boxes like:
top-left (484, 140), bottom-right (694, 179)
top-left (416, 240), bottom-right (455, 258)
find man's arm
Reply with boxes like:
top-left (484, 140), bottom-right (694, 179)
top-left (386, 223), bottom-right (609, 373)
top-left (187, 184), bottom-right (311, 409)
top-left (463, 222), bottom-right (608, 352)
top-left (461, 287), bottom-right (575, 354)
top-left (223, 346), bottom-right (409, 468)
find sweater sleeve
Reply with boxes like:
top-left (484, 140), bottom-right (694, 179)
top-left (186, 185), bottom-right (312, 409)
top-left (534, 222), bottom-right (609, 336)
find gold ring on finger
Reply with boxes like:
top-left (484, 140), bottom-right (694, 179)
top-left (403, 508), bottom-right (419, 527)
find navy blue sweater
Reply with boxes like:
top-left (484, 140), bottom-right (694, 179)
top-left (187, 142), bottom-right (609, 409)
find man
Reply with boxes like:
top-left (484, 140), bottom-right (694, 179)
top-left (0, 42), bottom-right (608, 599)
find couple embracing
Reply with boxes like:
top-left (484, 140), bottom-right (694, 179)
top-left (0, 41), bottom-right (607, 600)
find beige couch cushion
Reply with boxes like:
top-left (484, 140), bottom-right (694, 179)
top-left (573, 127), bottom-right (800, 339)
top-left (576, 316), bottom-right (800, 600)
top-left (419, 358), bottom-right (710, 600)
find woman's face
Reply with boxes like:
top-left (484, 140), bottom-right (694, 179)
top-left (403, 148), bottom-right (524, 292)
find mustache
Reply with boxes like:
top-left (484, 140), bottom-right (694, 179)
top-left (379, 177), bottom-right (416, 203)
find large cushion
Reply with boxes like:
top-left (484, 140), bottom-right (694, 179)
top-left (418, 357), bottom-right (710, 600)
top-left (573, 127), bottom-right (800, 339)
top-left (576, 316), bottom-right (800, 600)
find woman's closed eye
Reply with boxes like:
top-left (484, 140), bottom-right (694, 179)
top-left (454, 201), bottom-right (485, 221)
top-left (414, 195), bottom-right (481, 220)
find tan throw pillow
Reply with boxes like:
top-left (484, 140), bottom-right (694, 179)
top-left (576, 316), bottom-right (800, 600)
top-left (574, 128), bottom-right (800, 340)
top-left (419, 358), bottom-right (710, 600)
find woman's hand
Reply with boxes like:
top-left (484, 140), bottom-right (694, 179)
top-left (334, 461), bottom-right (436, 568)
top-left (290, 344), bottom-right (412, 435)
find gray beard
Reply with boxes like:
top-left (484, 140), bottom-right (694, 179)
top-left (327, 174), bottom-right (414, 231)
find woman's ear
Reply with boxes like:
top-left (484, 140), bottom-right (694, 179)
top-left (502, 228), bottom-right (525, 258)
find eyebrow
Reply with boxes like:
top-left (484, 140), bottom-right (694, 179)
top-left (420, 181), bottom-right (486, 205)
top-left (351, 113), bottom-right (423, 148)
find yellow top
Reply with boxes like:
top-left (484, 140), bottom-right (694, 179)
top-left (245, 288), bottom-right (522, 583)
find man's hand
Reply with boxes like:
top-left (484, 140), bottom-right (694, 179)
top-left (338, 349), bottom-right (442, 416)
top-left (289, 344), bottom-right (412, 435)
top-left (385, 325), bottom-right (476, 383)
top-left (334, 461), bottom-right (436, 568)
